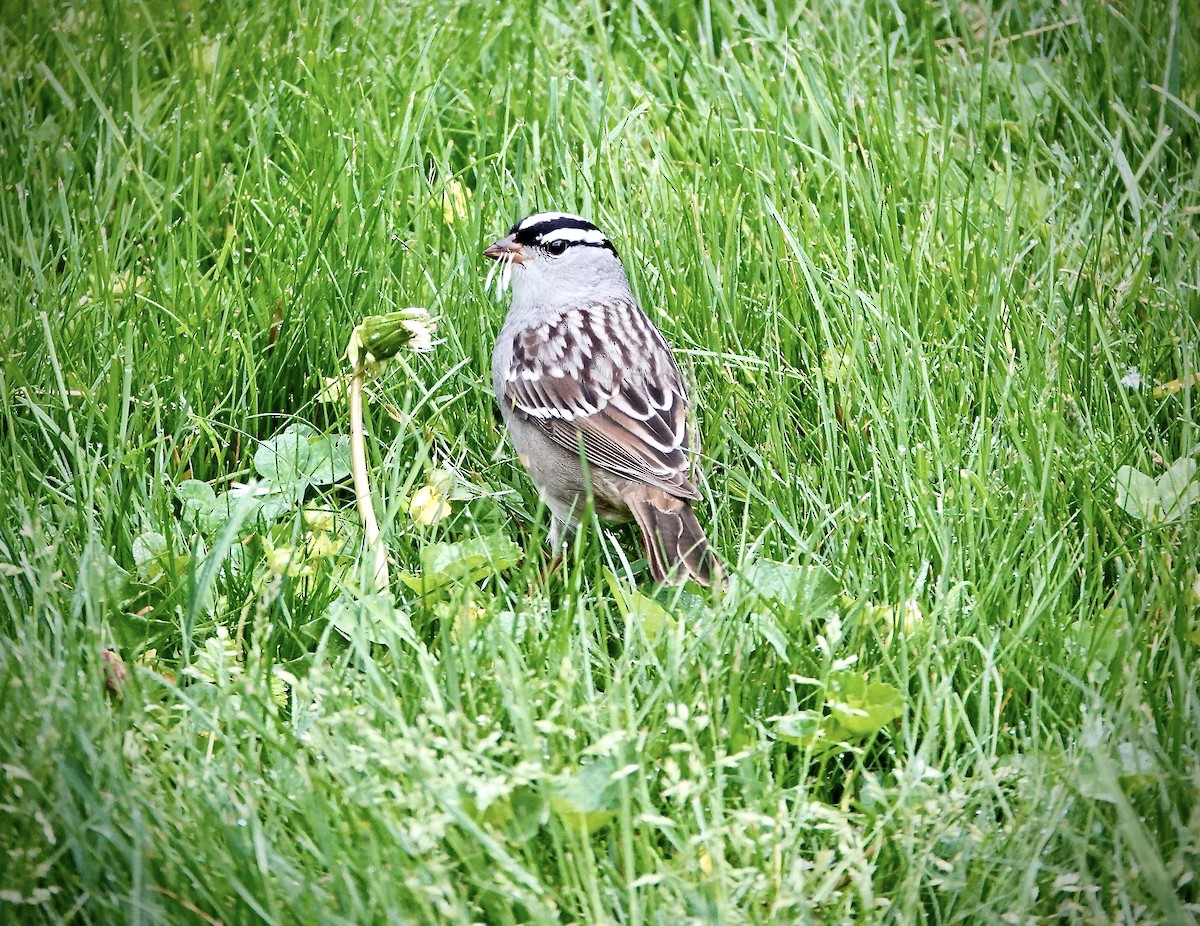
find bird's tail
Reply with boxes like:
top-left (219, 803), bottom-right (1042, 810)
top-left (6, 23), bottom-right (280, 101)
top-left (626, 485), bottom-right (722, 587)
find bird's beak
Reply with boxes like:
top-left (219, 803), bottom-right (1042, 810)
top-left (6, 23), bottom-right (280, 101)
top-left (483, 233), bottom-right (526, 263)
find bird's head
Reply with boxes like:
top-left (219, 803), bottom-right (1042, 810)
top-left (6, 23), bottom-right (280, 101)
top-left (484, 211), bottom-right (626, 303)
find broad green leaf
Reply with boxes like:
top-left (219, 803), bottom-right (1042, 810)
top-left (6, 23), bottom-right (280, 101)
top-left (827, 672), bottom-right (904, 737)
top-left (462, 783), bottom-right (547, 844)
top-left (109, 608), bottom-right (174, 652)
top-left (550, 757), bottom-right (618, 834)
top-left (1077, 757), bottom-right (1122, 803)
top-left (400, 532), bottom-right (522, 593)
top-left (209, 481), bottom-right (304, 530)
top-left (80, 544), bottom-right (130, 604)
top-left (177, 479), bottom-right (231, 534)
top-left (182, 627), bottom-right (242, 685)
top-left (500, 786), bottom-right (546, 842)
top-left (254, 481), bottom-right (304, 522)
top-left (1115, 741), bottom-right (1159, 791)
top-left (1115, 459), bottom-right (1199, 523)
top-left (660, 588), bottom-right (707, 615)
top-left (605, 570), bottom-right (676, 640)
top-left (733, 559), bottom-right (841, 620)
top-left (326, 591), bottom-right (416, 647)
top-left (305, 434), bottom-right (353, 485)
top-left (750, 614), bottom-right (790, 660)
top-left (177, 479), bottom-right (216, 511)
top-left (771, 711), bottom-right (826, 748)
top-left (254, 424), bottom-right (318, 484)
top-left (1076, 747), bottom-right (1158, 803)
top-left (1115, 465), bottom-right (1161, 521)
top-left (1067, 612), bottom-right (1127, 680)
top-left (204, 490), bottom-right (237, 530)
top-left (1159, 457), bottom-right (1198, 522)
top-left (132, 531), bottom-right (169, 582)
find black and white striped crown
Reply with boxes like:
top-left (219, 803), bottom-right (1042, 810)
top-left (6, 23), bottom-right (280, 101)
top-left (509, 212), bottom-right (618, 256)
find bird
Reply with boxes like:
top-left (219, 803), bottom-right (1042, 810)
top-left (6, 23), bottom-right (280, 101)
top-left (484, 211), bottom-right (719, 586)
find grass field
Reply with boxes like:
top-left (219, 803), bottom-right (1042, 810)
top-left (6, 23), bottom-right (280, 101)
top-left (2, 0), bottom-right (1199, 922)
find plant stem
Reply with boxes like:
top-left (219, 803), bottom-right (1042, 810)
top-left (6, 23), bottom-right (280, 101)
top-left (349, 363), bottom-right (389, 590)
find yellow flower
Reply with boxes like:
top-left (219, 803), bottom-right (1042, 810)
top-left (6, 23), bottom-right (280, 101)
top-left (263, 540), bottom-right (312, 578)
top-left (451, 603), bottom-right (486, 642)
top-left (302, 506), bottom-right (336, 533)
top-left (316, 375), bottom-right (347, 403)
top-left (875, 598), bottom-right (924, 644)
top-left (306, 531), bottom-right (339, 559)
top-left (442, 178), bottom-right (471, 225)
top-left (409, 483), bottom-right (451, 526)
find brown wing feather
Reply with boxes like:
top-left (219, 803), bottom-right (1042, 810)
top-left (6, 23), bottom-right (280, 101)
top-left (503, 300), bottom-right (699, 500)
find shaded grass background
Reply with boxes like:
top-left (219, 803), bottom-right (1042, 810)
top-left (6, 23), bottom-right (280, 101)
top-left (1, 0), bottom-right (1198, 922)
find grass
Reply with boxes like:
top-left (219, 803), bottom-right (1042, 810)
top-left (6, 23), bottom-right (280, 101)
top-left (1, 0), bottom-right (1198, 922)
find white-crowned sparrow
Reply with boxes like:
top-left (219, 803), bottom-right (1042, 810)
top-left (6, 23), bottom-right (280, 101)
top-left (484, 211), bottom-right (719, 586)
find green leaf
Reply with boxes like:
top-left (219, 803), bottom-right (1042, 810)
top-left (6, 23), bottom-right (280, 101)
top-left (305, 434), bottom-right (353, 485)
top-left (109, 608), bottom-right (175, 652)
top-left (255, 481), bottom-right (304, 522)
top-left (132, 531), bottom-right (169, 583)
top-left (399, 532), bottom-right (522, 593)
top-left (254, 424), bottom-right (319, 484)
top-left (751, 614), bottom-right (790, 660)
top-left (181, 628), bottom-right (242, 685)
top-left (826, 672), bottom-right (904, 737)
top-left (252, 425), bottom-right (352, 499)
top-left (1158, 457), bottom-right (1198, 522)
top-left (177, 479), bottom-right (233, 534)
top-left (1115, 741), bottom-right (1159, 791)
top-left (733, 559), bottom-right (841, 620)
top-left (464, 783), bottom-right (547, 843)
top-left (1115, 459), bottom-right (1199, 523)
top-left (81, 544), bottom-right (130, 604)
top-left (1076, 757), bottom-right (1122, 803)
top-left (177, 478), bottom-right (216, 512)
top-left (550, 757), bottom-right (619, 834)
top-left (326, 591), bottom-right (416, 647)
top-left (499, 786), bottom-right (547, 842)
top-left (771, 710), bottom-right (826, 748)
top-left (1115, 465), bottom-right (1161, 521)
top-left (203, 481), bottom-right (304, 533)
top-left (605, 570), bottom-right (677, 640)
top-left (1076, 746), bottom-right (1159, 803)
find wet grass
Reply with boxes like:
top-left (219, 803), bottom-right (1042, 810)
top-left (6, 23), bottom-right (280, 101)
top-left (1, 1), bottom-right (1198, 923)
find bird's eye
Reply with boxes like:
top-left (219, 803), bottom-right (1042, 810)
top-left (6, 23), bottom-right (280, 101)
top-left (545, 239), bottom-right (569, 255)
